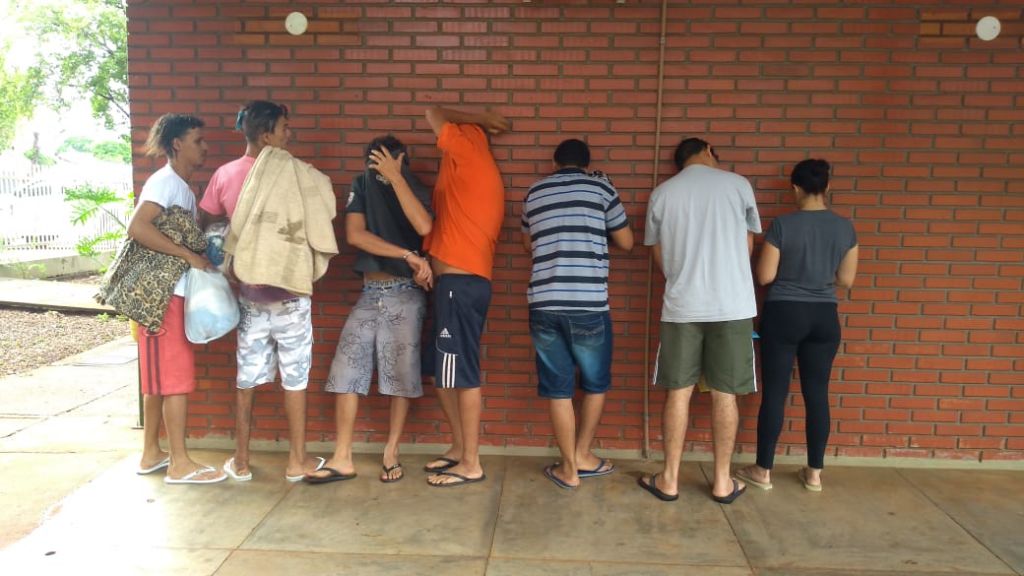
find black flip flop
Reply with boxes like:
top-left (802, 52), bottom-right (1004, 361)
top-left (427, 470), bottom-right (486, 487)
top-left (303, 466), bottom-right (357, 485)
top-left (637, 473), bottom-right (679, 502)
top-left (380, 462), bottom-right (404, 483)
top-left (423, 457), bottom-right (459, 473)
top-left (712, 479), bottom-right (747, 504)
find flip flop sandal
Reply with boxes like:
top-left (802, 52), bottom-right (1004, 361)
top-left (164, 466), bottom-right (227, 485)
top-left (287, 457), bottom-right (326, 483)
top-left (137, 456), bottom-right (170, 475)
top-left (423, 457), bottom-right (460, 473)
top-left (799, 468), bottom-right (823, 492)
top-left (637, 473), bottom-right (678, 502)
top-left (223, 457), bottom-right (253, 482)
top-left (427, 470), bottom-right (486, 487)
top-left (712, 479), bottom-right (747, 504)
top-left (734, 468), bottom-right (772, 491)
top-left (304, 466), bottom-right (357, 485)
top-left (380, 463), bottom-right (404, 483)
top-left (577, 458), bottom-right (615, 478)
top-left (544, 464), bottom-right (579, 490)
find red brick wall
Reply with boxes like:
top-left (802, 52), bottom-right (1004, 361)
top-left (127, 1), bottom-right (1024, 462)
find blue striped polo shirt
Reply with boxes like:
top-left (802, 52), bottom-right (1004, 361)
top-left (522, 168), bottom-right (628, 311)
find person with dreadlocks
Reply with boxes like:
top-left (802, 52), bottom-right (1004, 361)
top-left (126, 113), bottom-right (226, 484)
top-left (199, 101), bottom-right (325, 483)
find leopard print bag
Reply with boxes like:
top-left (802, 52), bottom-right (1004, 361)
top-left (96, 206), bottom-right (207, 331)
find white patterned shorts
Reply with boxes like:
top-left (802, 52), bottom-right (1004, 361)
top-left (325, 279), bottom-right (425, 398)
top-left (236, 296), bottom-right (313, 391)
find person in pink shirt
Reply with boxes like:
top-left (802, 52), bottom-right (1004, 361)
top-left (199, 101), bottom-right (325, 483)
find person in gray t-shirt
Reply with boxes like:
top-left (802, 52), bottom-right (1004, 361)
top-left (736, 159), bottom-right (858, 494)
top-left (639, 137), bottom-right (761, 505)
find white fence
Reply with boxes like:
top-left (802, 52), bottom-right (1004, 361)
top-left (0, 161), bottom-right (133, 263)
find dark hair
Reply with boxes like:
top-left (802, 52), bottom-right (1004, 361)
top-left (144, 113), bottom-right (205, 158)
top-left (236, 100), bottom-right (289, 144)
top-left (673, 137), bottom-right (713, 170)
top-left (364, 134), bottom-right (409, 165)
top-left (553, 138), bottom-right (590, 168)
top-left (791, 159), bottom-right (831, 195)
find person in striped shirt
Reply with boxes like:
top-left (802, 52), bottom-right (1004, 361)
top-left (521, 139), bottom-right (634, 490)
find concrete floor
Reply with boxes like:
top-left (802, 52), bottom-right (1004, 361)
top-left (1, 339), bottom-right (1021, 575)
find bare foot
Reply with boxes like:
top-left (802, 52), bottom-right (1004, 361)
top-left (424, 452), bottom-right (462, 473)
top-left (286, 455), bottom-right (326, 479)
top-left (576, 452), bottom-right (606, 473)
top-left (800, 467), bottom-right (823, 492)
top-left (736, 464), bottom-right (773, 490)
top-left (550, 463), bottom-right (580, 488)
top-left (427, 462), bottom-right (484, 486)
top-left (380, 462), bottom-right (404, 482)
top-left (223, 456), bottom-right (252, 480)
top-left (138, 451), bottom-right (169, 472)
top-left (306, 457), bottom-right (354, 480)
top-left (381, 450), bottom-right (403, 482)
top-left (166, 461), bottom-right (224, 482)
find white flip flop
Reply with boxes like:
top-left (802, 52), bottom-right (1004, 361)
top-left (136, 456), bottom-right (170, 475)
top-left (286, 456), bottom-right (325, 483)
top-left (164, 466), bottom-right (228, 485)
top-left (223, 457), bottom-right (253, 482)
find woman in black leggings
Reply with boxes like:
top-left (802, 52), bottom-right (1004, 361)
top-left (737, 159), bottom-right (859, 492)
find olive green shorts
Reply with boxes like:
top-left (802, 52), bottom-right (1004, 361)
top-left (654, 319), bottom-right (756, 395)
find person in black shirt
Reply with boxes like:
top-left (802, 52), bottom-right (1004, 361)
top-left (305, 136), bottom-right (433, 484)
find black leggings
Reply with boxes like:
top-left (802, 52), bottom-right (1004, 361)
top-left (756, 301), bottom-right (841, 470)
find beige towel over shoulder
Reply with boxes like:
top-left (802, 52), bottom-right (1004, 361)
top-left (224, 146), bottom-right (339, 295)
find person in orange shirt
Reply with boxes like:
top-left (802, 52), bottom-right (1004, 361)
top-left (421, 106), bottom-right (510, 487)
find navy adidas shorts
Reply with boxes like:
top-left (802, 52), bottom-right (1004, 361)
top-left (433, 274), bottom-right (491, 389)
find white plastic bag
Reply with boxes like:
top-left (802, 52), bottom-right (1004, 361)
top-left (184, 268), bottom-right (240, 344)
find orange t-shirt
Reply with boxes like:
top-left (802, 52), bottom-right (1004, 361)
top-left (423, 123), bottom-right (505, 280)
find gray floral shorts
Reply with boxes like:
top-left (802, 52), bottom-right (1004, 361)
top-left (326, 279), bottom-right (426, 398)
top-left (236, 296), bottom-right (313, 391)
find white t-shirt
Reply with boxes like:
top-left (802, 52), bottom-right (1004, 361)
top-left (136, 164), bottom-right (198, 296)
top-left (644, 164), bottom-right (761, 323)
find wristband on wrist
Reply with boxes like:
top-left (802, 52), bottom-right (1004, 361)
top-left (402, 250), bottom-right (417, 261)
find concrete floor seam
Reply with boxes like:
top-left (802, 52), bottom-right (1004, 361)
top-left (894, 468), bottom-right (1022, 576)
top-left (484, 457), bottom-right (508, 569)
top-left (702, 462), bottom-right (757, 575)
top-left (236, 479), bottom-right (298, 553)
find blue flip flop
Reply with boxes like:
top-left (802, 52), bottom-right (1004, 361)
top-left (578, 458), bottom-right (615, 478)
top-left (544, 465), bottom-right (579, 490)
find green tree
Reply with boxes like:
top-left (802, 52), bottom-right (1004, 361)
top-left (56, 136), bottom-right (130, 163)
top-left (0, 0), bottom-right (127, 142)
top-left (91, 139), bottom-right (131, 163)
top-left (24, 0), bottom-right (128, 129)
top-left (0, 50), bottom-right (41, 150)
top-left (57, 136), bottom-right (95, 154)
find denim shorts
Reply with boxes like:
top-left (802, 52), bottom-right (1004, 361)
top-left (529, 310), bottom-right (613, 399)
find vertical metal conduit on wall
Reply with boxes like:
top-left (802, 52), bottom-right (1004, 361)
top-left (642, 0), bottom-right (670, 459)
